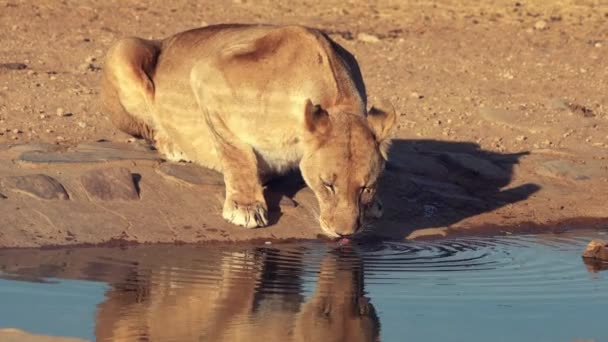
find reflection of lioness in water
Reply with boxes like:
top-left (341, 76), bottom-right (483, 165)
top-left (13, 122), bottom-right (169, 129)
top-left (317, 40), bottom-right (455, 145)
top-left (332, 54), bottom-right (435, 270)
top-left (101, 24), bottom-right (395, 237)
top-left (95, 248), bottom-right (379, 342)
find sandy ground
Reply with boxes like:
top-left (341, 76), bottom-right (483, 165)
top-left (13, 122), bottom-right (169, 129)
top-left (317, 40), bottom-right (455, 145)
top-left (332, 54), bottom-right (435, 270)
top-left (0, 0), bottom-right (607, 247)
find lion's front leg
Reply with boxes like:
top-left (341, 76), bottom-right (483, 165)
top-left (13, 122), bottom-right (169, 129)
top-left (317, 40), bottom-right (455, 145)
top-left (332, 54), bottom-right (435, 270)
top-left (220, 146), bottom-right (269, 229)
top-left (209, 124), bottom-right (269, 229)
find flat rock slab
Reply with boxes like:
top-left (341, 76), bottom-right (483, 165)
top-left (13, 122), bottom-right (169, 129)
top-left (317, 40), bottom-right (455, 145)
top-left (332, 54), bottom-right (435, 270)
top-left (19, 141), bottom-right (161, 164)
top-left (157, 162), bottom-right (224, 186)
top-left (1, 174), bottom-right (69, 200)
top-left (387, 153), bottom-right (449, 179)
top-left (8, 143), bottom-right (63, 154)
top-left (536, 159), bottom-right (606, 181)
top-left (440, 152), bottom-right (511, 181)
top-left (81, 167), bottom-right (139, 201)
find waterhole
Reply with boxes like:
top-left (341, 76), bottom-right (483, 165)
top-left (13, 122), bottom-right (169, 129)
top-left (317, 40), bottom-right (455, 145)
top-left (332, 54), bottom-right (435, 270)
top-left (0, 231), bottom-right (606, 342)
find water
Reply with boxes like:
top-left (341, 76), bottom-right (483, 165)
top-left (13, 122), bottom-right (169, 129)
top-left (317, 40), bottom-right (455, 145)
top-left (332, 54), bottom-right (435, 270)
top-left (0, 232), bottom-right (607, 342)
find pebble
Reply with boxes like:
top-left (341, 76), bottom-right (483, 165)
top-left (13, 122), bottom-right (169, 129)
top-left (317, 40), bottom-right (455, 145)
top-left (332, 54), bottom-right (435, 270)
top-left (56, 108), bottom-right (65, 116)
top-left (78, 122), bottom-right (87, 128)
top-left (595, 42), bottom-right (602, 48)
top-left (534, 20), bottom-right (548, 30)
top-left (39, 114), bottom-right (46, 119)
top-left (410, 92), bottom-right (424, 99)
top-left (357, 32), bottom-right (380, 43)
top-left (12, 129), bottom-right (21, 134)
top-left (45, 129), bottom-right (54, 133)
top-left (27, 70), bottom-right (35, 76)
top-left (516, 135), bottom-right (527, 141)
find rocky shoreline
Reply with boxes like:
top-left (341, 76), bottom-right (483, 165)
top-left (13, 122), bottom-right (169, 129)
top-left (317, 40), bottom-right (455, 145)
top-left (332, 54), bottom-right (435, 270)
top-left (1, 140), bottom-right (605, 248)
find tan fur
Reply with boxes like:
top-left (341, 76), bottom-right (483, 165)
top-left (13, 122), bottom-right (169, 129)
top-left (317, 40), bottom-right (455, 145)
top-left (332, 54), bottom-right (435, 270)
top-left (101, 24), bottom-right (396, 236)
top-left (95, 249), bottom-right (379, 342)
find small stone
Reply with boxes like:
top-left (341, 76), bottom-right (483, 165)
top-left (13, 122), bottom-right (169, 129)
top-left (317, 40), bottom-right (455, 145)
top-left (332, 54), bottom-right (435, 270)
top-left (595, 42), bottom-right (602, 48)
top-left (516, 135), bottom-right (527, 141)
top-left (39, 114), bottom-right (46, 119)
top-left (265, 241), bottom-right (272, 245)
top-left (56, 136), bottom-right (65, 141)
top-left (1, 174), bottom-right (69, 200)
top-left (45, 129), bottom-right (54, 133)
top-left (27, 70), bottom-right (35, 76)
top-left (357, 32), bottom-right (380, 43)
top-left (85, 56), bottom-right (96, 63)
top-left (12, 129), bottom-right (21, 134)
top-left (81, 167), bottom-right (140, 201)
top-left (410, 92), bottom-right (424, 99)
top-left (534, 20), bottom-right (548, 30)
top-left (78, 121), bottom-right (87, 128)
top-left (56, 108), bottom-right (65, 116)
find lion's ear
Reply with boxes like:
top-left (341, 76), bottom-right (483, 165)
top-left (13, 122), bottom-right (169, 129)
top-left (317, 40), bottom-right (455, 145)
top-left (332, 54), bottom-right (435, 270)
top-left (304, 99), bottom-right (331, 136)
top-left (367, 100), bottom-right (396, 159)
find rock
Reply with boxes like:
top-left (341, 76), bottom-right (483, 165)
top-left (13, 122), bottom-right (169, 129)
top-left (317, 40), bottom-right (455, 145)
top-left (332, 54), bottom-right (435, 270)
top-left (19, 141), bottom-right (161, 164)
top-left (407, 175), bottom-right (482, 202)
top-left (548, 98), bottom-right (569, 111)
top-left (81, 167), bottom-right (139, 201)
top-left (440, 152), bottom-right (511, 181)
top-left (157, 162), bottom-right (224, 186)
top-left (0, 63), bottom-right (27, 70)
top-left (357, 32), bottom-right (380, 43)
top-left (410, 92), bottom-right (424, 99)
top-left (1, 174), bottom-right (69, 200)
top-left (535, 159), bottom-right (604, 181)
top-left (8, 143), bottom-right (62, 154)
top-left (0, 192), bottom-right (6, 199)
top-left (582, 239), bottom-right (608, 261)
top-left (479, 107), bottom-right (538, 132)
top-left (387, 153), bottom-right (449, 179)
top-left (534, 20), bottom-right (548, 30)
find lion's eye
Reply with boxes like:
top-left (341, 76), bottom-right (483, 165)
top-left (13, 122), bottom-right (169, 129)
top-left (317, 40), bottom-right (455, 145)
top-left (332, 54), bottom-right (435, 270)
top-left (322, 180), bottom-right (335, 194)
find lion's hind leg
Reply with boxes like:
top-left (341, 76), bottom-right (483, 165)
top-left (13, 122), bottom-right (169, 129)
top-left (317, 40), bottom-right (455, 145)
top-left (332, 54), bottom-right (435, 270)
top-left (101, 37), bottom-right (160, 142)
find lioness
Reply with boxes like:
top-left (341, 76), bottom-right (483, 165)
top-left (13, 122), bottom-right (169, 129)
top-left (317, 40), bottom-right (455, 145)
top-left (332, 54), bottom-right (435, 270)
top-left (101, 24), bottom-right (396, 237)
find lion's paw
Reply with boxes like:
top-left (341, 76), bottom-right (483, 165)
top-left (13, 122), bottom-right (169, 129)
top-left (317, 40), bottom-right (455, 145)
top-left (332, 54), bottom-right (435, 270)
top-left (223, 200), bottom-right (269, 229)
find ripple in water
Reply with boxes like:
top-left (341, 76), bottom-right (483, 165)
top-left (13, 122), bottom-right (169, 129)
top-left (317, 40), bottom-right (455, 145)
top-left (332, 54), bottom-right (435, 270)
top-left (0, 231), bottom-right (606, 342)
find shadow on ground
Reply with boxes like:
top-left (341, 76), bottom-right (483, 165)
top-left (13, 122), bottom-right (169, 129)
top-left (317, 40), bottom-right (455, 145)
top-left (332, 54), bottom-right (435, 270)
top-left (264, 139), bottom-right (540, 240)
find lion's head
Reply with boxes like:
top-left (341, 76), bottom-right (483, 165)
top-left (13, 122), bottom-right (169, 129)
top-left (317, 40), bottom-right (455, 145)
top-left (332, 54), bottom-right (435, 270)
top-left (300, 100), bottom-right (396, 238)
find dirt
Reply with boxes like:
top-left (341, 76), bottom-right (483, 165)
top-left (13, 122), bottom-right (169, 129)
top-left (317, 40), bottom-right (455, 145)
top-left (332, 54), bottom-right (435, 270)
top-left (0, 0), bottom-right (607, 248)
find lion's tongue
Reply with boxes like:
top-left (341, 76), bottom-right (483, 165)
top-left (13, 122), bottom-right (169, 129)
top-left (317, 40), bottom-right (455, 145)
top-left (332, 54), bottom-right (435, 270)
top-left (337, 237), bottom-right (351, 246)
